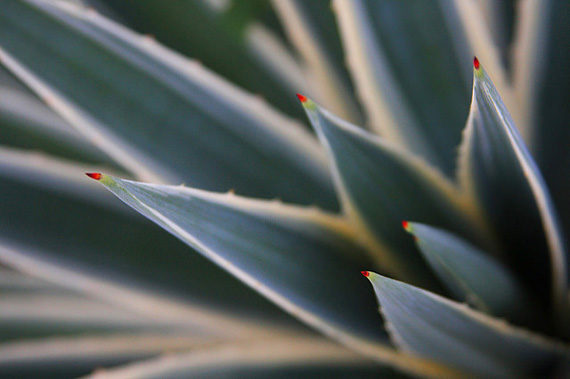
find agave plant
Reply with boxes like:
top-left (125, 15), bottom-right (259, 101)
top-left (0, 0), bottom-right (568, 377)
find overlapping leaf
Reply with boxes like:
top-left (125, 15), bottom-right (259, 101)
top-left (364, 272), bottom-right (569, 377)
top-left (92, 173), bottom-right (386, 345)
top-left (0, 87), bottom-right (112, 165)
top-left (0, 334), bottom-right (212, 378)
top-left (94, 0), bottom-right (306, 119)
top-left (271, 0), bottom-right (363, 124)
top-left (333, 0), bottom-right (474, 175)
top-left (458, 61), bottom-right (568, 317)
top-left (513, 0), bottom-right (570, 254)
top-left (0, 148), bottom-right (292, 333)
top-left (404, 222), bottom-right (531, 321)
top-left (0, 0), bottom-right (337, 210)
top-left (83, 336), bottom-right (396, 379)
top-left (299, 97), bottom-right (483, 287)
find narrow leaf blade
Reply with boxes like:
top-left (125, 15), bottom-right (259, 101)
top-left (405, 222), bottom-right (532, 320)
top-left (364, 272), bottom-right (568, 377)
top-left (0, 0), bottom-right (337, 210)
top-left (300, 97), bottom-right (483, 287)
top-left (93, 173), bottom-right (392, 351)
top-left (333, 0), bottom-right (473, 175)
top-left (458, 60), bottom-right (568, 318)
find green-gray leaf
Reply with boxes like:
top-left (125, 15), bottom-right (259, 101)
top-left (0, 334), bottom-right (210, 379)
top-left (0, 148), bottom-right (292, 332)
top-left (0, 0), bottom-right (337, 210)
top-left (93, 173), bottom-right (389, 349)
top-left (271, 0), bottom-right (363, 125)
top-left (0, 88), bottom-right (112, 165)
top-left (94, 0), bottom-right (306, 119)
top-left (513, 0), bottom-right (570, 264)
top-left (404, 222), bottom-right (532, 321)
top-left (364, 272), bottom-right (569, 377)
top-left (80, 336), bottom-right (400, 379)
top-left (300, 97), bottom-right (483, 287)
top-left (333, 0), bottom-right (472, 175)
top-left (458, 61), bottom-right (568, 318)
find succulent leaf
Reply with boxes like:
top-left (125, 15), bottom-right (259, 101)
top-left (458, 60), bottom-right (568, 319)
top-left (364, 271), bottom-right (569, 377)
top-left (271, 0), bottom-right (363, 124)
top-left (0, 88), bottom-right (111, 165)
top-left (513, 0), bottom-right (570, 257)
top-left (0, 148), bottom-right (289, 333)
top-left (404, 222), bottom-right (532, 320)
top-left (0, 0), bottom-right (337, 210)
top-left (0, 292), bottom-right (178, 341)
top-left (0, 334), bottom-right (212, 378)
top-left (300, 97), bottom-right (481, 287)
top-left (90, 0), bottom-right (307, 119)
top-left (333, 0), bottom-right (473, 175)
top-left (83, 336), bottom-right (400, 379)
top-left (91, 173), bottom-right (393, 347)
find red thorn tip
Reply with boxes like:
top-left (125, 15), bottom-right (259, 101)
top-left (86, 172), bottom-right (102, 180)
top-left (296, 93), bottom-right (307, 103)
top-left (361, 271), bottom-right (370, 277)
top-left (473, 56), bottom-right (480, 70)
top-left (402, 220), bottom-right (409, 230)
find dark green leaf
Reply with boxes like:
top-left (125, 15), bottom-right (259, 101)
top-left (0, 0), bottom-right (337, 210)
top-left (405, 222), bottom-right (532, 321)
top-left (301, 97), bottom-right (484, 287)
top-left (458, 61), bottom-right (568, 318)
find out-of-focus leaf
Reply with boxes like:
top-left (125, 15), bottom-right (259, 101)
top-left (93, 0), bottom-right (305, 119)
top-left (0, 148), bottom-right (294, 335)
top-left (84, 336), bottom-right (401, 379)
top-left (404, 222), bottom-right (532, 321)
top-left (333, 0), bottom-right (473, 175)
top-left (513, 0), bottom-right (570, 257)
top-left (0, 0), bottom-right (337, 210)
top-left (92, 173), bottom-right (390, 347)
top-left (0, 334), bottom-right (213, 379)
top-left (0, 293), bottom-right (181, 341)
top-left (271, 0), bottom-right (363, 125)
top-left (92, 173), bottom-right (460, 377)
top-left (451, 0), bottom-right (519, 135)
top-left (478, 0), bottom-right (516, 66)
top-left (300, 97), bottom-right (485, 287)
top-left (245, 23), bottom-right (311, 101)
top-left (0, 88), bottom-right (112, 165)
top-left (364, 272), bottom-right (569, 377)
top-left (0, 268), bottom-right (68, 293)
top-left (457, 61), bottom-right (568, 319)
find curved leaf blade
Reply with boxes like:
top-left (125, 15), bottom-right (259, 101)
top-left (93, 173), bottom-right (389, 348)
top-left (513, 0), bottom-right (570, 259)
top-left (271, 0), bottom-right (363, 125)
top-left (84, 336), bottom-right (399, 379)
top-left (0, 88), bottom-right (111, 165)
top-left (0, 148), bottom-right (292, 334)
top-left (333, 0), bottom-right (473, 175)
top-left (0, 334), bottom-right (212, 378)
top-left (364, 272), bottom-right (569, 377)
top-left (405, 222), bottom-right (532, 320)
top-left (458, 60), bottom-right (568, 318)
top-left (300, 97), bottom-right (484, 287)
top-left (95, 0), bottom-right (306, 119)
top-left (0, 0), bottom-right (337, 210)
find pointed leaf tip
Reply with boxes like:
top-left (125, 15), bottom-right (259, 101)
top-left (473, 56), bottom-right (480, 70)
top-left (296, 93), bottom-right (307, 103)
top-left (85, 172), bottom-right (102, 180)
top-left (361, 270), bottom-right (370, 277)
